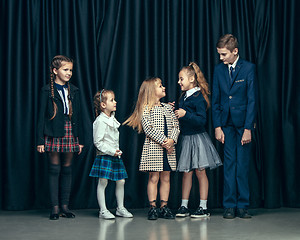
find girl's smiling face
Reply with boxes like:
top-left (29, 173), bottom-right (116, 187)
top-left (178, 69), bottom-right (195, 91)
top-left (155, 81), bottom-right (166, 100)
top-left (53, 61), bottom-right (73, 85)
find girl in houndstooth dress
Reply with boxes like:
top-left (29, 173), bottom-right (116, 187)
top-left (124, 77), bottom-right (180, 220)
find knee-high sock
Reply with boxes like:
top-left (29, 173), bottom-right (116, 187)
top-left (60, 166), bottom-right (72, 207)
top-left (49, 164), bottom-right (61, 207)
top-left (97, 178), bottom-right (108, 211)
top-left (116, 179), bottom-right (125, 209)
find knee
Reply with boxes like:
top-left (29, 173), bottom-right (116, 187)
top-left (99, 178), bottom-right (108, 187)
top-left (49, 164), bottom-right (60, 176)
top-left (160, 173), bottom-right (170, 184)
top-left (61, 165), bottom-right (72, 175)
top-left (149, 173), bottom-right (159, 184)
top-left (116, 179), bottom-right (125, 186)
top-left (196, 169), bottom-right (207, 179)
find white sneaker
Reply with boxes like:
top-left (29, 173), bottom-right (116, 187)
top-left (116, 207), bottom-right (133, 218)
top-left (99, 209), bottom-right (115, 219)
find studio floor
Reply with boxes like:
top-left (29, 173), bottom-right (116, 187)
top-left (0, 208), bottom-right (299, 240)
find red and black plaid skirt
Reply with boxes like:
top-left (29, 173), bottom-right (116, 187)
top-left (45, 119), bottom-right (80, 152)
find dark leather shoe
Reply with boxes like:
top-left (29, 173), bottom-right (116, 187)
top-left (61, 211), bottom-right (76, 218)
top-left (223, 208), bottom-right (236, 219)
top-left (159, 206), bottom-right (175, 219)
top-left (49, 213), bottom-right (59, 220)
top-left (237, 208), bottom-right (252, 219)
top-left (148, 207), bottom-right (158, 220)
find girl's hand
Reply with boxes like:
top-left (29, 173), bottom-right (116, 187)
top-left (162, 139), bottom-right (174, 150)
top-left (37, 145), bottom-right (45, 153)
top-left (241, 129), bottom-right (251, 145)
top-left (174, 108), bottom-right (186, 118)
top-left (114, 150), bottom-right (122, 157)
top-left (168, 101), bottom-right (175, 111)
top-left (78, 145), bottom-right (84, 155)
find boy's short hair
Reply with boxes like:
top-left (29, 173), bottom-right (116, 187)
top-left (216, 34), bottom-right (238, 52)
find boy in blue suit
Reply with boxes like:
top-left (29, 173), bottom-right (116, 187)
top-left (212, 34), bottom-right (256, 219)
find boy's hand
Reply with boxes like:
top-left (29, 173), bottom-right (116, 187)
top-left (241, 129), bottom-right (251, 145)
top-left (168, 101), bottom-right (175, 111)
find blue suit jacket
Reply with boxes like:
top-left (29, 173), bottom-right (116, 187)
top-left (212, 58), bottom-right (256, 129)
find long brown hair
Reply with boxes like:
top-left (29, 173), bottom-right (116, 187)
top-left (93, 89), bottom-right (115, 118)
top-left (181, 62), bottom-right (210, 108)
top-left (49, 55), bottom-right (73, 120)
top-left (123, 77), bottom-right (161, 133)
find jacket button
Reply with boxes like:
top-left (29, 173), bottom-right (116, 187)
top-left (229, 96), bottom-right (232, 99)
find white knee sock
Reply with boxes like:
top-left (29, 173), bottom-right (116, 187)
top-left (97, 178), bottom-right (108, 211)
top-left (181, 199), bottom-right (189, 208)
top-left (116, 179), bottom-right (125, 209)
top-left (200, 199), bottom-right (207, 210)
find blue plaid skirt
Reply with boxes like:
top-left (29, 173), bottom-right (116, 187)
top-left (89, 155), bottom-right (128, 181)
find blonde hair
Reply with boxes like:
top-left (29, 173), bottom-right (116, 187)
top-left (181, 62), bottom-right (210, 108)
top-left (123, 77), bottom-right (161, 133)
top-left (93, 89), bottom-right (115, 118)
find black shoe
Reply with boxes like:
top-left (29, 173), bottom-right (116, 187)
top-left (237, 208), bottom-right (252, 219)
top-left (190, 207), bottom-right (210, 218)
top-left (61, 211), bottom-right (76, 218)
top-left (148, 207), bottom-right (158, 220)
top-left (159, 206), bottom-right (175, 219)
top-left (49, 213), bottom-right (59, 220)
top-left (176, 206), bottom-right (190, 217)
top-left (223, 208), bottom-right (236, 219)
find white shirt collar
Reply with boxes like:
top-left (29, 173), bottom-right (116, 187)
top-left (185, 87), bottom-right (201, 100)
top-left (228, 55), bottom-right (239, 70)
top-left (99, 112), bottom-right (120, 128)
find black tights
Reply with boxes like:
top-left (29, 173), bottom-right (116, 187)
top-left (48, 152), bottom-right (73, 214)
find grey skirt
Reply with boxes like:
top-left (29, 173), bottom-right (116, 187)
top-left (177, 132), bottom-right (222, 172)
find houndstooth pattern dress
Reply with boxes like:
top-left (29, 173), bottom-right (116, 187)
top-left (139, 103), bottom-right (180, 172)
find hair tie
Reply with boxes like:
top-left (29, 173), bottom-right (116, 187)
top-left (99, 89), bottom-right (105, 103)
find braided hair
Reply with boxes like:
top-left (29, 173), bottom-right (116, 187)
top-left (49, 55), bottom-right (73, 120)
top-left (181, 62), bottom-right (210, 108)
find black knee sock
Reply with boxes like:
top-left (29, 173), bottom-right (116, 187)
top-left (49, 164), bottom-right (61, 210)
top-left (60, 166), bottom-right (72, 210)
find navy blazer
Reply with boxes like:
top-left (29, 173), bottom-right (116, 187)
top-left (36, 83), bottom-right (83, 146)
top-left (178, 91), bottom-right (207, 135)
top-left (212, 58), bottom-right (256, 129)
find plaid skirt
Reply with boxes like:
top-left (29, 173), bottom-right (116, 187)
top-left (89, 155), bottom-right (128, 181)
top-left (45, 119), bottom-right (80, 152)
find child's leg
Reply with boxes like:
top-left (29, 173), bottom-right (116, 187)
top-left (195, 169), bottom-right (208, 209)
top-left (147, 172), bottom-right (159, 207)
top-left (60, 152), bottom-right (74, 214)
top-left (48, 152), bottom-right (61, 215)
top-left (97, 178), bottom-right (108, 211)
top-left (181, 171), bottom-right (194, 206)
top-left (115, 179), bottom-right (125, 209)
top-left (115, 179), bottom-right (133, 218)
top-left (159, 171), bottom-right (171, 207)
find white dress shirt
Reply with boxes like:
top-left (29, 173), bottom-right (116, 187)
top-left (228, 55), bottom-right (239, 73)
top-left (184, 87), bottom-right (201, 100)
top-left (93, 112), bottom-right (121, 156)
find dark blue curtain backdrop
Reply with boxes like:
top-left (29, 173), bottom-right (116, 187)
top-left (0, 0), bottom-right (299, 210)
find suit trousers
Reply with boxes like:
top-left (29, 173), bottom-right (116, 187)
top-left (222, 117), bottom-right (251, 209)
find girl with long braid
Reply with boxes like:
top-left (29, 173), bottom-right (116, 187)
top-left (174, 62), bottom-right (222, 218)
top-left (36, 55), bottom-right (84, 220)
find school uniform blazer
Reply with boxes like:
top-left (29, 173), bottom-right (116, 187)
top-left (36, 83), bottom-right (83, 146)
top-left (140, 103), bottom-right (180, 172)
top-left (212, 58), bottom-right (256, 130)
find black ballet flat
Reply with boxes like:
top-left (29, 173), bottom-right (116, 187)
top-left (60, 211), bottom-right (75, 218)
top-left (49, 213), bottom-right (59, 220)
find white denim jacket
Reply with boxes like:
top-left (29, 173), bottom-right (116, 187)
top-left (93, 112), bottom-right (121, 156)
